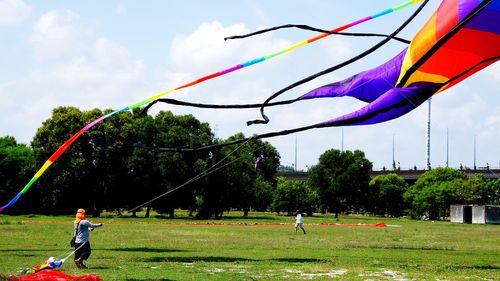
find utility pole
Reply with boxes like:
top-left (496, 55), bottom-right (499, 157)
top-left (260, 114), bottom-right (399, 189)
top-left (446, 128), bottom-right (449, 167)
top-left (474, 135), bottom-right (477, 170)
top-left (392, 134), bottom-right (396, 170)
top-left (341, 127), bottom-right (344, 152)
top-left (426, 98), bottom-right (432, 170)
top-left (294, 134), bottom-right (298, 172)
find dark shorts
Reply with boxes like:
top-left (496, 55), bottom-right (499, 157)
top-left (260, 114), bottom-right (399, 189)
top-left (74, 241), bottom-right (91, 261)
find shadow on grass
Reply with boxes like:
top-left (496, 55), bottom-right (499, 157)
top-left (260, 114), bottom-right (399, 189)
top-left (0, 248), bottom-right (59, 259)
top-left (449, 264), bottom-right (499, 270)
top-left (349, 245), bottom-right (457, 251)
top-left (102, 247), bottom-right (187, 253)
top-left (271, 257), bottom-right (327, 263)
top-left (143, 256), bottom-right (254, 263)
top-left (87, 266), bottom-right (112, 270)
top-left (0, 248), bottom-right (61, 252)
top-left (143, 256), bottom-right (328, 263)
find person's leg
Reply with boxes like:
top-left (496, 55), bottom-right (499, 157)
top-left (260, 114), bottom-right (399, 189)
top-left (79, 242), bottom-right (92, 268)
top-left (74, 243), bottom-right (84, 268)
top-left (301, 226), bottom-right (306, 234)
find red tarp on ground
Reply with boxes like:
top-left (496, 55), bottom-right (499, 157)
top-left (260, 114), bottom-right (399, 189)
top-left (8, 270), bottom-right (102, 281)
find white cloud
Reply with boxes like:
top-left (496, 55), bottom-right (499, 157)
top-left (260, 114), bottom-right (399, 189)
top-left (485, 62), bottom-right (500, 81)
top-left (0, 9), bottom-right (148, 144)
top-left (29, 10), bottom-right (94, 61)
top-left (27, 10), bottom-right (145, 94)
top-left (115, 3), bottom-right (127, 15)
top-left (170, 21), bottom-right (245, 70)
top-left (321, 37), bottom-right (353, 63)
top-left (0, 0), bottom-right (31, 26)
top-left (169, 21), bottom-right (291, 72)
top-left (482, 109), bottom-right (500, 142)
top-left (92, 37), bottom-right (145, 82)
top-left (27, 37), bottom-right (145, 102)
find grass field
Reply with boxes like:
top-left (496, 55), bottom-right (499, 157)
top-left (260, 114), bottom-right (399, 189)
top-left (0, 211), bottom-right (499, 280)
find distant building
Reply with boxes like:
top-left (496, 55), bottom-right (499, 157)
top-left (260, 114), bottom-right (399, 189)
top-left (450, 205), bottom-right (472, 223)
top-left (451, 205), bottom-right (500, 224)
top-left (472, 205), bottom-right (500, 224)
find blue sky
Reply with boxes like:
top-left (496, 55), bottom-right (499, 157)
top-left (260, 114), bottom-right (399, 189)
top-left (1, 0), bottom-right (499, 171)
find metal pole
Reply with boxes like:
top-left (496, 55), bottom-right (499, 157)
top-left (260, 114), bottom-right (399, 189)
top-left (295, 134), bottom-right (298, 172)
top-left (427, 98), bottom-right (432, 170)
top-left (392, 134), bottom-right (396, 170)
top-left (341, 127), bottom-right (344, 152)
top-left (474, 135), bottom-right (476, 170)
top-left (446, 128), bottom-right (449, 167)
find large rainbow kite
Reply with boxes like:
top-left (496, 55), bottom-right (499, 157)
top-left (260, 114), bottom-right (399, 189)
top-left (140, 0), bottom-right (499, 152)
top-left (2, 0), bottom-right (499, 212)
top-left (297, 0), bottom-right (499, 126)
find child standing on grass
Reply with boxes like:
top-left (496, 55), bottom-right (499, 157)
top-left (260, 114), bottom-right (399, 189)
top-left (295, 210), bottom-right (306, 234)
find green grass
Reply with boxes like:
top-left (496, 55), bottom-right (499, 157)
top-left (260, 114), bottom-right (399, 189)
top-left (0, 211), bottom-right (499, 280)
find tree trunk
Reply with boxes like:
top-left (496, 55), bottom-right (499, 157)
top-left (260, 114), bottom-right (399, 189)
top-left (145, 206), bottom-right (151, 218)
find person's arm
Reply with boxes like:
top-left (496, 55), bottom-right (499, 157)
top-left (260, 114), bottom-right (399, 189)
top-left (89, 221), bottom-right (103, 229)
top-left (81, 220), bottom-right (103, 229)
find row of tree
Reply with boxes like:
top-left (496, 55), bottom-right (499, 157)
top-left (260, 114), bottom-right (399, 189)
top-left (1, 106), bottom-right (499, 219)
top-left (0, 106), bottom-right (280, 218)
top-left (272, 153), bottom-right (500, 219)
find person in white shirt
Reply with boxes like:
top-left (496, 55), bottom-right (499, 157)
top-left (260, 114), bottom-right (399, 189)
top-left (295, 210), bottom-right (306, 234)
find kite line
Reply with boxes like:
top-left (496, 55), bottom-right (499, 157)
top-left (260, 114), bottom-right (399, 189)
top-left (129, 137), bottom-right (263, 212)
top-left (0, 0), bottom-right (422, 212)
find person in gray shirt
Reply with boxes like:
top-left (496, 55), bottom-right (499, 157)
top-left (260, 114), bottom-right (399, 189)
top-left (73, 208), bottom-right (103, 269)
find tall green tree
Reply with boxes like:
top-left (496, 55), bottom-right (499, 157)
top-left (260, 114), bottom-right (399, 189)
top-left (0, 136), bottom-right (35, 213)
top-left (465, 174), bottom-right (499, 205)
top-left (485, 178), bottom-right (500, 205)
top-left (404, 167), bottom-right (467, 220)
top-left (271, 177), bottom-right (317, 215)
top-left (252, 175), bottom-right (274, 211)
top-left (196, 133), bottom-right (255, 219)
top-left (249, 139), bottom-right (280, 184)
top-left (32, 107), bottom-right (100, 214)
top-left (31, 107), bottom-right (145, 215)
top-left (127, 113), bottom-right (163, 217)
top-left (308, 149), bottom-right (372, 217)
top-left (195, 134), bottom-right (280, 218)
top-left (145, 111), bottom-right (213, 218)
top-left (86, 108), bottom-right (137, 216)
top-left (369, 173), bottom-right (408, 217)
top-left (238, 137), bottom-right (280, 216)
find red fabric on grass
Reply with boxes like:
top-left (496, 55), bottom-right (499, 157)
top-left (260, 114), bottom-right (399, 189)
top-left (9, 270), bottom-right (102, 281)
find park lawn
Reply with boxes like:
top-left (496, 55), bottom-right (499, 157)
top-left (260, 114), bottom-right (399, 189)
top-left (0, 212), bottom-right (498, 281)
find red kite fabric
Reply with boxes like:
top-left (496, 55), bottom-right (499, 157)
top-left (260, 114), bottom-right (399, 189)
top-left (8, 270), bottom-right (102, 281)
